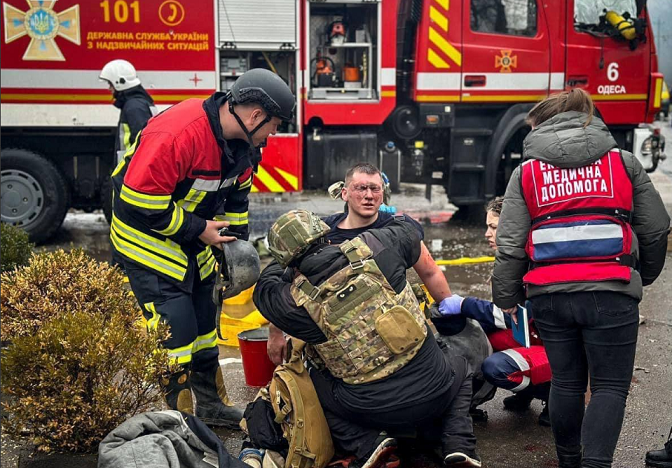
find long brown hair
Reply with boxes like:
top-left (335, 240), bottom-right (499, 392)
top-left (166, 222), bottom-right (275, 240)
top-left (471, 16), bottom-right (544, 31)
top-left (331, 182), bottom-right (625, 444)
top-left (526, 88), bottom-right (595, 128)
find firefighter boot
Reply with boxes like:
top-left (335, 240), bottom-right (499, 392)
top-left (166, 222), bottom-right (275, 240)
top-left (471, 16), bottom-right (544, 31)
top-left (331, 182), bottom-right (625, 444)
top-left (191, 364), bottom-right (244, 428)
top-left (161, 368), bottom-right (194, 414)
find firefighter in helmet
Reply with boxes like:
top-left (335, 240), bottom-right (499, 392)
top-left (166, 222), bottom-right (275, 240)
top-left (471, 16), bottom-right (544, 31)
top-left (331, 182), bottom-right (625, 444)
top-left (100, 59), bottom-right (158, 167)
top-left (110, 68), bottom-right (295, 427)
top-left (254, 210), bottom-right (481, 468)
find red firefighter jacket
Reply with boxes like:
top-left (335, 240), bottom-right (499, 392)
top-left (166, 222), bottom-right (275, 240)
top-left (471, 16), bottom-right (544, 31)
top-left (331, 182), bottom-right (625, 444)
top-left (110, 93), bottom-right (256, 286)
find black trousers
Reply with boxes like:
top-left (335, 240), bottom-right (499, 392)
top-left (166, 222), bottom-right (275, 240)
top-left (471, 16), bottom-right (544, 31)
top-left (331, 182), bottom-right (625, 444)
top-left (124, 261), bottom-right (220, 371)
top-left (310, 355), bottom-right (477, 460)
top-left (529, 292), bottom-right (639, 468)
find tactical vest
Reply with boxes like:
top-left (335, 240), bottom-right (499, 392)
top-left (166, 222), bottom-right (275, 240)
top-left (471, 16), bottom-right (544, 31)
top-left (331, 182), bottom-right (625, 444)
top-left (520, 149), bottom-right (635, 286)
top-left (290, 236), bottom-right (428, 385)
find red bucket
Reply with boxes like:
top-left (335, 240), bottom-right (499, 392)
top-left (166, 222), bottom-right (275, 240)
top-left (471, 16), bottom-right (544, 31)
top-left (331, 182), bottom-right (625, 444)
top-left (238, 328), bottom-right (276, 387)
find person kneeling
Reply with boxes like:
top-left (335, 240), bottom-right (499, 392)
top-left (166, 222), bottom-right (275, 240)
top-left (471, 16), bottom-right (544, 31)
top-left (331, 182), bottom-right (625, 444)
top-left (254, 210), bottom-right (480, 468)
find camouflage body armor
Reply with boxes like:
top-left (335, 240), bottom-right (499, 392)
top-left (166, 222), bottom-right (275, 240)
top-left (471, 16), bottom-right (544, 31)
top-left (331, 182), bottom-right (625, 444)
top-left (290, 236), bottom-right (428, 385)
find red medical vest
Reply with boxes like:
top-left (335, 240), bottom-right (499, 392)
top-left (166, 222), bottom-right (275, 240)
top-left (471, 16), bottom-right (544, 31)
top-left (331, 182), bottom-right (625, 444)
top-left (520, 149), bottom-right (634, 286)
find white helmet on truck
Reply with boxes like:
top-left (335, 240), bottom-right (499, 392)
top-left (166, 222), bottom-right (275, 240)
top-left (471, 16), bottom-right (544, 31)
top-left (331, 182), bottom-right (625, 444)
top-left (100, 59), bottom-right (141, 92)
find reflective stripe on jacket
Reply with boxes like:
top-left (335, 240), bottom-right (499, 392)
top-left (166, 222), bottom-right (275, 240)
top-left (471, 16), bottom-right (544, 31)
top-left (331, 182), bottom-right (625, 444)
top-left (111, 93), bottom-right (255, 285)
top-left (520, 149), bottom-right (634, 285)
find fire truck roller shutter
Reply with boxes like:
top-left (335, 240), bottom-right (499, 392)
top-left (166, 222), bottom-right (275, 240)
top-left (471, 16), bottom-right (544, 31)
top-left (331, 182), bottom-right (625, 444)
top-left (1, 148), bottom-right (70, 244)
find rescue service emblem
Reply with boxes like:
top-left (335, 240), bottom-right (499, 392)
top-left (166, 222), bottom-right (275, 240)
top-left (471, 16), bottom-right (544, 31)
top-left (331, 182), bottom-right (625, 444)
top-left (495, 50), bottom-right (517, 73)
top-left (3, 0), bottom-right (81, 61)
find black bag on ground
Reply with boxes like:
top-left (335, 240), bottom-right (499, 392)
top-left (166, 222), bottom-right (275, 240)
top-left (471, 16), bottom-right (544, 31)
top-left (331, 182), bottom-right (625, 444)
top-left (243, 396), bottom-right (289, 453)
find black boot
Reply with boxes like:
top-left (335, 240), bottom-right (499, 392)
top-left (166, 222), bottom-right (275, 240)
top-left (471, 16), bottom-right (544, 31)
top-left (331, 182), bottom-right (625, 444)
top-left (538, 401), bottom-right (551, 427)
top-left (556, 444), bottom-right (581, 468)
top-left (502, 391), bottom-right (534, 411)
top-left (160, 367), bottom-right (194, 414)
top-left (646, 427), bottom-right (672, 468)
top-left (191, 364), bottom-right (244, 428)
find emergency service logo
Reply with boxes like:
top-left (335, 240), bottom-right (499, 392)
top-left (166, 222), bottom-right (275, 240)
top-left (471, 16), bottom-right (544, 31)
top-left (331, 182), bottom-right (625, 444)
top-left (495, 50), bottom-right (517, 73)
top-left (3, 0), bottom-right (81, 61)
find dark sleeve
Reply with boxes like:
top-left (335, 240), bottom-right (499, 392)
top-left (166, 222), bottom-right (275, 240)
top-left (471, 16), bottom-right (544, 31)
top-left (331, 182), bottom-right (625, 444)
top-left (123, 100), bottom-right (154, 144)
top-left (252, 262), bottom-right (327, 343)
top-left (369, 217), bottom-right (422, 268)
top-left (461, 296), bottom-right (510, 333)
top-left (492, 165), bottom-right (531, 308)
top-left (624, 151), bottom-right (671, 285)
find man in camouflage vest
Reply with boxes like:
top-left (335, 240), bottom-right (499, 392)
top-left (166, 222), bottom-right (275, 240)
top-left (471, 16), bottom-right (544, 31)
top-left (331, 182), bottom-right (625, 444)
top-left (253, 210), bottom-right (481, 468)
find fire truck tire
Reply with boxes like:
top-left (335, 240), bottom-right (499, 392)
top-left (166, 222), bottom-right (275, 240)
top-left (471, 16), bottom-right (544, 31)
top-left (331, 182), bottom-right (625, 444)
top-left (1, 148), bottom-right (70, 244)
top-left (101, 176), bottom-right (113, 225)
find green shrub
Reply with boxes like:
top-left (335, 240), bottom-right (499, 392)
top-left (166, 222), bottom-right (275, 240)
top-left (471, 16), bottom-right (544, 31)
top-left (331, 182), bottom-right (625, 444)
top-left (0, 223), bottom-right (34, 273)
top-left (1, 249), bottom-right (133, 342)
top-left (0, 249), bottom-right (173, 453)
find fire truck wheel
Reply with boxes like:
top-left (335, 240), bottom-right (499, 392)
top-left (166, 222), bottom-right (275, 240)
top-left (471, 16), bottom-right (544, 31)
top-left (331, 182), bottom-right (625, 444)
top-left (101, 177), bottom-right (113, 225)
top-left (1, 148), bottom-right (70, 244)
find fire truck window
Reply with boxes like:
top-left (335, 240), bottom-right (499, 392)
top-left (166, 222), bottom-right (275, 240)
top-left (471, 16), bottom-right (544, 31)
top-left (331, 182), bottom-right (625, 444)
top-left (470, 0), bottom-right (537, 37)
top-left (574, 0), bottom-right (636, 26)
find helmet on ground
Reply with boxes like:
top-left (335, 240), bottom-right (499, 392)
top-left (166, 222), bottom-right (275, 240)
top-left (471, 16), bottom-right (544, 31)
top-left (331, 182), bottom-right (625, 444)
top-left (268, 210), bottom-right (331, 267)
top-left (229, 68), bottom-right (295, 121)
top-left (100, 59), bottom-right (141, 92)
top-left (219, 240), bottom-right (261, 300)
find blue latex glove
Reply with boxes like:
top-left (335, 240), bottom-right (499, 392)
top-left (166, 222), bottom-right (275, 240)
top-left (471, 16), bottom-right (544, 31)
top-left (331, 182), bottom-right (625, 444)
top-left (438, 294), bottom-right (464, 316)
top-left (379, 204), bottom-right (397, 214)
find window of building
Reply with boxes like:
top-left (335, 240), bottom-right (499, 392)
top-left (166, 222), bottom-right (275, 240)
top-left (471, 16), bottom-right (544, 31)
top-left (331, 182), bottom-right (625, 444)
top-left (470, 0), bottom-right (537, 37)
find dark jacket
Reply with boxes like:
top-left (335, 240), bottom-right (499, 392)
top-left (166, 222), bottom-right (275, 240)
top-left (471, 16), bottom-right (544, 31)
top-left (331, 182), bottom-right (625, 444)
top-left (113, 85), bottom-right (157, 162)
top-left (492, 111), bottom-right (670, 308)
top-left (253, 218), bottom-right (454, 412)
top-left (111, 93), bottom-right (255, 287)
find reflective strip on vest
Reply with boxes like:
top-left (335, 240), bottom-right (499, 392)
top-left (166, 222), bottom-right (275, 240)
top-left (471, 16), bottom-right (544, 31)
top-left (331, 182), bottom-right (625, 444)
top-left (239, 176), bottom-right (253, 190)
top-left (530, 219), bottom-right (624, 262)
top-left (521, 150), bottom-right (634, 284)
top-left (144, 302), bottom-right (161, 330)
top-left (177, 188), bottom-right (207, 213)
top-left (501, 349), bottom-right (531, 392)
top-left (155, 203), bottom-right (185, 236)
top-left (111, 216), bottom-right (188, 281)
top-left (121, 123), bottom-right (131, 152)
top-left (197, 247), bottom-right (216, 280)
top-left (111, 134), bottom-right (140, 177)
top-left (167, 342), bottom-right (194, 365)
top-left (221, 211), bottom-right (249, 226)
top-left (192, 178), bottom-right (220, 191)
top-left (120, 185), bottom-right (171, 210)
top-left (192, 329), bottom-right (218, 354)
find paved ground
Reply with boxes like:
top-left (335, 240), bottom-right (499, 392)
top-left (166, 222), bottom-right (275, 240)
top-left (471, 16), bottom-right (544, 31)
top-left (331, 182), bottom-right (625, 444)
top-left (3, 121), bottom-right (672, 468)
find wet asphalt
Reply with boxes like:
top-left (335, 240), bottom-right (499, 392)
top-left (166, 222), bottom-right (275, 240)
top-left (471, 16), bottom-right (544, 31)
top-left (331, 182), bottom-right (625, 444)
top-left (3, 124), bottom-right (672, 468)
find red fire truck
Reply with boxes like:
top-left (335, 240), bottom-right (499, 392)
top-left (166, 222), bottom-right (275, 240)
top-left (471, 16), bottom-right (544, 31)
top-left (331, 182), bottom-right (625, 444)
top-left (0, 0), bottom-right (665, 242)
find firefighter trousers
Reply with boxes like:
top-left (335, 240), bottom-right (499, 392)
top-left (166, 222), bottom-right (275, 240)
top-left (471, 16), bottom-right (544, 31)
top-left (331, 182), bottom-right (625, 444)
top-left (124, 261), bottom-right (220, 371)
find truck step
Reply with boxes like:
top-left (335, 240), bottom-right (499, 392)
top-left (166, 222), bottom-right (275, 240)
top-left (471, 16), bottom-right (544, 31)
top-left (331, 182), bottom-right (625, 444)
top-left (451, 164), bottom-right (485, 172)
top-left (452, 128), bottom-right (494, 137)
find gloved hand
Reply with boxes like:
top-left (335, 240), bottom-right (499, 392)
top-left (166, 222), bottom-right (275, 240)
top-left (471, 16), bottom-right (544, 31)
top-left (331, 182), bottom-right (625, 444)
top-left (438, 294), bottom-right (464, 316)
